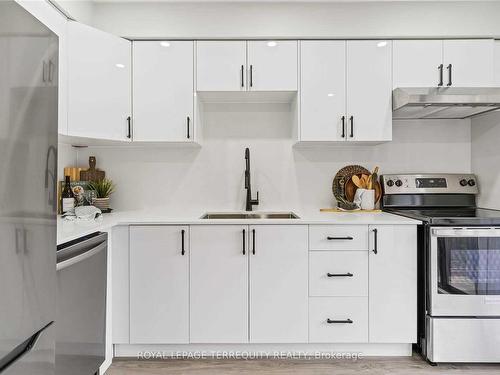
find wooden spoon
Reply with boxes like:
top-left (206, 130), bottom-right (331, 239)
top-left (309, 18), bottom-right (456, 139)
top-left (351, 175), bottom-right (362, 188)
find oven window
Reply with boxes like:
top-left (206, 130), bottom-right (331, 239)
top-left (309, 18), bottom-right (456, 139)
top-left (437, 237), bottom-right (500, 295)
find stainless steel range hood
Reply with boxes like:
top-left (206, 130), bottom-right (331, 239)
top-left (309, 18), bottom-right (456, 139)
top-left (393, 87), bottom-right (500, 119)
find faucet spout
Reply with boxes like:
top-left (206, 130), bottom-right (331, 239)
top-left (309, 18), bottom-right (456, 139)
top-left (244, 148), bottom-right (259, 211)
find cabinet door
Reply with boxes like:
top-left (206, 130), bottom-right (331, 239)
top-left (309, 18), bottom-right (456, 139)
top-left (249, 225), bottom-right (308, 343)
top-left (443, 39), bottom-right (495, 87)
top-left (196, 41), bottom-right (246, 91)
top-left (247, 41), bottom-right (298, 91)
top-left (133, 41), bottom-right (194, 142)
top-left (190, 225), bottom-right (248, 343)
top-left (347, 41), bottom-right (392, 142)
top-left (300, 41), bottom-right (346, 141)
top-left (368, 225), bottom-right (417, 343)
top-left (393, 40), bottom-right (443, 88)
top-left (130, 225), bottom-right (189, 343)
top-left (67, 21), bottom-right (131, 141)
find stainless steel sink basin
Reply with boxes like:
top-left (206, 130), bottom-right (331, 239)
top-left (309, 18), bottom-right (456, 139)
top-left (201, 212), bottom-right (300, 219)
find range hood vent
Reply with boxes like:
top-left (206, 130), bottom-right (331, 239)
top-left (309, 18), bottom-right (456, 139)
top-left (392, 87), bottom-right (500, 119)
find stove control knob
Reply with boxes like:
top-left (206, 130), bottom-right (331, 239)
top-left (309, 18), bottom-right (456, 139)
top-left (386, 179), bottom-right (394, 187)
top-left (468, 179), bottom-right (476, 187)
top-left (395, 180), bottom-right (403, 187)
top-left (459, 179), bottom-right (468, 186)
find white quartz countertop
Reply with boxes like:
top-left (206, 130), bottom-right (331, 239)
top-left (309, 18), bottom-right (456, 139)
top-left (57, 210), bottom-right (420, 245)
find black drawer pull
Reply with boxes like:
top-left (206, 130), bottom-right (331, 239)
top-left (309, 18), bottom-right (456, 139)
top-left (327, 272), bottom-right (353, 277)
top-left (327, 236), bottom-right (354, 241)
top-left (242, 229), bottom-right (246, 255)
top-left (327, 318), bottom-right (353, 324)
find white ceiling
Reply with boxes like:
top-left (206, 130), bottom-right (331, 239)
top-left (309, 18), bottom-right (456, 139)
top-left (92, 0), bottom-right (499, 2)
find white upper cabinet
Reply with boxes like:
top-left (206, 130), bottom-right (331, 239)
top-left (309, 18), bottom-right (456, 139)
top-left (249, 225), bottom-right (308, 343)
top-left (196, 40), bottom-right (298, 92)
top-left (67, 21), bottom-right (131, 141)
top-left (190, 225), bottom-right (249, 343)
top-left (346, 40), bottom-right (392, 142)
top-left (443, 39), bottom-right (495, 87)
top-left (393, 40), bottom-right (443, 88)
top-left (247, 41), bottom-right (298, 91)
top-left (368, 225), bottom-right (417, 343)
top-left (133, 41), bottom-right (194, 142)
top-left (129, 226), bottom-right (189, 344)
top-left (300, 40), bottom-right (392, 143)
top-left (393, 39), bottom-right (494, 88)
top-left (300, 41), bottom-right (346, 141)
top-left (196, 41), bottom-right (247, 91)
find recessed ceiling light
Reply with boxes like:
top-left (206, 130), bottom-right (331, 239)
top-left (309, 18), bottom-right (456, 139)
top-left (327, 93), bottom-right (334, 97)
top-left (377, 41), bottom-right (388, 48)
top-left (160, 41), bottom-right (170, 47)
top-left (267, 41), bottom-right (277, 47)
top-left (115, 63), bottom-right (125, 68)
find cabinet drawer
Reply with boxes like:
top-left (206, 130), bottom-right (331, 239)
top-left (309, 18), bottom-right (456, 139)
top-left (309, 252), bottom-right (368, 297)
top-left (309, 225), bottom-right (368, 250)
top-left (309, 297), bottom-right (368, 343)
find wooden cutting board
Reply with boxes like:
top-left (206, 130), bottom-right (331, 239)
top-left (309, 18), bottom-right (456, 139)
top-left (320, 208), bottom-right (382, 213)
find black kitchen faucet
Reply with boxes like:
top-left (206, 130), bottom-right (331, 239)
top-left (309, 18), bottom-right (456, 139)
top-left (244, 148), bottom-right (259, 211)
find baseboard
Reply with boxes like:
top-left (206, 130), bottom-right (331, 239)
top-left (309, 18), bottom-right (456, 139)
top-left (114, 343), bottom-right (412, 359)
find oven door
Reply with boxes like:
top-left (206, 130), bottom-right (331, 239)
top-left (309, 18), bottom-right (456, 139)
top-left (430, 227), bottom-right (500, 316)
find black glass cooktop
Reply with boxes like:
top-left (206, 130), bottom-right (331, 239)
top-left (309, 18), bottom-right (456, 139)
top-left (386, 208), bottom-right (500, 225)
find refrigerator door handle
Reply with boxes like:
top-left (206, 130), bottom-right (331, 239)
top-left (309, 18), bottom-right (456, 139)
top-left (0, 321), bottom-right (54, 373)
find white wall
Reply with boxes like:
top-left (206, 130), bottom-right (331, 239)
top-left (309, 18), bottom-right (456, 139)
top-left (60, 107), bottom-right (471, 214)
top-left (89, 1), bottom-right (500, 39)
top-left (471, 112), bottom-right (500, 210)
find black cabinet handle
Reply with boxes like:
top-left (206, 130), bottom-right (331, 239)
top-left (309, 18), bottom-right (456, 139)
top-left (327, 236), bottom-right (354, 241)
top-left (446, 64), bottom-right (452, 86)
top-left (186, 116), bottom-right (190, 139)
top-left (127, 116), bottom-right (132, 139)
top-left (252, 229), bottom-right (256, 255)
top-left (327, 272), bottom-right (353, 277)
top-left (241, 65), bottom-right (244, 88)
top-left (242, 229), bottom-right (246, 255)
top-left (327, 318), bottom-right (353, 324)
top-left (341, 116), bottom-right (345, 138)
top-left (372, 228), bottom-right (378, 254)
top-left (349, 116), bottom-right (354, 138)
top-left (181, 229), bottom-right (185, 255)
top-left (438, 64), bottom-right (444, 86)
top-left (250, 65), bottom-right (253, 87)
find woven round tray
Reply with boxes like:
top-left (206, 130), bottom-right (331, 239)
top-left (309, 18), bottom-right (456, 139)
top-left (332, 165), bottom-right (371, 210)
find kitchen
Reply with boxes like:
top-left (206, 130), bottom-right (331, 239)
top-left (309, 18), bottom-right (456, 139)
top-left (2, 0), bottom-right (500, 374)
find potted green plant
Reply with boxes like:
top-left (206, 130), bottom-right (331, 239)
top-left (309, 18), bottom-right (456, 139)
top-left (87, 178), bottom-right (115, 211)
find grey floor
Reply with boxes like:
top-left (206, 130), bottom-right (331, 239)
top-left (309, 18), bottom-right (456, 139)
top-left (106, 355), bottom-right (500, 375)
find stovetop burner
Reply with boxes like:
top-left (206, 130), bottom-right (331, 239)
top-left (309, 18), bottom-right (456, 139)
top-left (380, 174), bottom-right (500, 226)
top-left (385, 207), bottom-right (500, 225)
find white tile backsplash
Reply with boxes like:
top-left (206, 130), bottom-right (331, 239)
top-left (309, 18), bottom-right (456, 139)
top-left (59, 111), bottom-right (471, 214)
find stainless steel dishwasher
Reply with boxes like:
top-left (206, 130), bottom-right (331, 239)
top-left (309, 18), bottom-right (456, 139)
top-left (56, 232), bottom-right (107, 375)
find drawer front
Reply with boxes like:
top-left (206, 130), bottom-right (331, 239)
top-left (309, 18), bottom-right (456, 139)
top-left (309, 225), bottom-right (368, 251)
top-left (309, 252), bottom-right (368, 297)
top-left (309, 297), bottom-right (368, 343)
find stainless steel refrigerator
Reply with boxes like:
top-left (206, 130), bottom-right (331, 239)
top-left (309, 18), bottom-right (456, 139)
top-left (0, 1), bottom-right (58, 374)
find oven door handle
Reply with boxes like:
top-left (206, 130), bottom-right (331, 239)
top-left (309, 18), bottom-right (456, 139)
top-left (56, 242), bottom-right (106, 271)
top-left (432, 228), bottom-right (500, 237)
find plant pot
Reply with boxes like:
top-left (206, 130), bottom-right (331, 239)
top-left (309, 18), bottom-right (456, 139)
top-left (93, 197), bottom-right (110, 211)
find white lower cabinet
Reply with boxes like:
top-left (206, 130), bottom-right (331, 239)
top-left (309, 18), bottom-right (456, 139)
top-left (118, 223), bottom-right (417, 346)
top-left (368, 225), bottom-right (417, 343)
top-left (309, 297), bottom-right (368, 343)
top-left (249, 225), bottom-right (308, 343)
top-left (129, 225), bottom-right (189, 343)
top-left (190, 225), bottom-right (249, 343)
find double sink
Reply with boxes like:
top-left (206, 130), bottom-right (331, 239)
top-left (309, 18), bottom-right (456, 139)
top-left (201, 212), bottom-right (300, 220)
